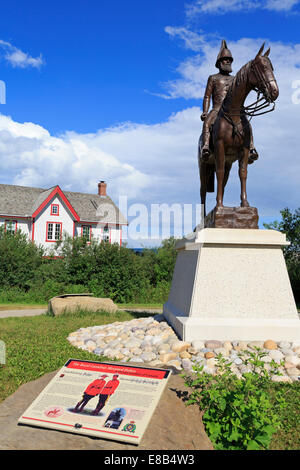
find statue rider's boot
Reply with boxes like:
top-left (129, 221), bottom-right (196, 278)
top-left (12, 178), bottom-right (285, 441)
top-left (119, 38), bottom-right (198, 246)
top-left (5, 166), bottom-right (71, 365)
top-left (201, 132), bottom-right (211, 162)
top-left (248, 146), bottom-right (259, 164)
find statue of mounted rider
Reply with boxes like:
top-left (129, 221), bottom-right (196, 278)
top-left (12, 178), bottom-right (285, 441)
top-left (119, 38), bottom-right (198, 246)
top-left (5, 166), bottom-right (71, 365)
top-left (198, 40), bottom-right (279, 222)
top-left (200, 40), bottom-right (258, 164)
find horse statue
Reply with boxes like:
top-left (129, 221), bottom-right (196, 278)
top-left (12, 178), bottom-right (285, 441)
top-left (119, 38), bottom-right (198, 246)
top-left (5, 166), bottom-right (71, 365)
top-left (198, 43), bottom-right (279, 217)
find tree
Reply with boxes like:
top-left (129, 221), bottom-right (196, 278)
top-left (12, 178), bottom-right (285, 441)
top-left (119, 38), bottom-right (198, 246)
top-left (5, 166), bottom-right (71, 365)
top-left (153, 237), bottom-right (178, 285)
top-left (264, 208), bottom-right (300, 303)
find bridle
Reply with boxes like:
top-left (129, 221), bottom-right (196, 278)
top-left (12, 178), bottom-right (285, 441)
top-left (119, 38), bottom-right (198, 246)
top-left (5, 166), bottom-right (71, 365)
top-left (220, 58), bottom-right (276, 137)
top-left (244, 59), bottom-right (276, 117)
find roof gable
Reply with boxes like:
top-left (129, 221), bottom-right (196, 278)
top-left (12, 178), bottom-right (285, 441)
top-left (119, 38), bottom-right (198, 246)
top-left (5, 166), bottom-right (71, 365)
top-left (32, 185), bottom-right (80, 221)
top-left (0, 183), bottom-right (127, 225)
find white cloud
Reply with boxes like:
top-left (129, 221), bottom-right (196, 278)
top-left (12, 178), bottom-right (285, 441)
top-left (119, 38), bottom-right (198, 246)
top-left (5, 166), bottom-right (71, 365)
top-left (0, 107), bottom-right (203, 207)
top-left (185, 0), bottom-right (300, 15)
top-left (0, 40), bottom-right (44, 69)
top-left (160, 31), bottom-right (300, 101)
top-left (0, 114), bottom-right (156, 200)
top-left (164, 26), bottom-right (207, 52)
top-left (153, 32), bottom-right (300, 217)
top-left (0, 34), bottom-right (299, 237)
top-left (265, 0), bottom-right (300, 11)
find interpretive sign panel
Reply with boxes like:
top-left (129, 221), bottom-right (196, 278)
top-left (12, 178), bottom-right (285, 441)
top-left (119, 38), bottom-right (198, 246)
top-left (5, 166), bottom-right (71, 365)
top-left (18, 359), bottom-right (171, 445)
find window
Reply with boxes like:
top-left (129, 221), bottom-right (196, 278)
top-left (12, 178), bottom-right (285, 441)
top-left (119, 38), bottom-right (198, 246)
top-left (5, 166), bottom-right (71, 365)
top-left (81, 225), bottom-right (91, 240)
top-left (46, 222), bottom-right (62, 241)
top-left (55, 223), bottom-right (61, 240)
top-left (47, 223), bottom-right (53, 240)
top-left (5, 220), bottom-right (17, 234)
top-left (51, 204), bottom-right (59, 216)
top-left (103, 225), bottom-right (110, 242)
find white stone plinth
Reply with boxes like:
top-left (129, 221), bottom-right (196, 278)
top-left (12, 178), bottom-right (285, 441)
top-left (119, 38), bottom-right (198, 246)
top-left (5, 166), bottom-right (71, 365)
top-left (163, 228), bottom-right (300, 342)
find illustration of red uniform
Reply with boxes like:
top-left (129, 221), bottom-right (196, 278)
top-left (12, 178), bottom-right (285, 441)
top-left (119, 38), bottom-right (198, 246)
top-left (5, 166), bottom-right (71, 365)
top-left (74, 375), bottom-right (108, 413)
top-left (92, 374), bottom-right (120, 415)
top-left (84, 379), bottom-right (106, 396)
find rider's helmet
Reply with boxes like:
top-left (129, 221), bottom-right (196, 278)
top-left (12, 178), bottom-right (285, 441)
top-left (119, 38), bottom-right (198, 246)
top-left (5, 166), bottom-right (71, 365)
top-left (215, 40), bottom-right (234, 68)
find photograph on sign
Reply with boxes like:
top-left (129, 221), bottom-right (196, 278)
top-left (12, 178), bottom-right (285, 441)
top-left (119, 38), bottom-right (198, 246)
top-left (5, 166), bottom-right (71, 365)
top-left (18, 359), bottom-right (171, 445)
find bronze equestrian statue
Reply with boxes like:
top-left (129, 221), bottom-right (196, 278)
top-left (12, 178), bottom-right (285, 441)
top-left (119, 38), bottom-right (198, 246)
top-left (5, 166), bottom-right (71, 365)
top-left (201, 40), bottom-right (258, 163)
top-left (198, 41), bottom-right (279, 216)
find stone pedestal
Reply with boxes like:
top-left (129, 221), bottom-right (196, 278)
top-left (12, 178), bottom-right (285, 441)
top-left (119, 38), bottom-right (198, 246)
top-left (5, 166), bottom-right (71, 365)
top-left (204, 206), bottom-right (259, 229)
top-left (163, 228), bottom-right (300, 342)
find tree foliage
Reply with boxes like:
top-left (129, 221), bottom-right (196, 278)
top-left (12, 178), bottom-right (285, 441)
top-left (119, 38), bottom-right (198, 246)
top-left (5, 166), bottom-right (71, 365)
top-left (0, 230), bottom-right (178, 303)
top-left (264, 207), bottom-right (300, 302)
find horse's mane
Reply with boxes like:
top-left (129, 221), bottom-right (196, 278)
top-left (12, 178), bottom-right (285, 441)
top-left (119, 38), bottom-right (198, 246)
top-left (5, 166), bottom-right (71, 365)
top-left (223, 60), bottom-right (252, 107)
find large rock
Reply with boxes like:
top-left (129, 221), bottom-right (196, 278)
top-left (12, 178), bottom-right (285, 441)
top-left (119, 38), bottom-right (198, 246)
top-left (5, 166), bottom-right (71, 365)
top-left (0, 369), bottom-right (213, 450)
top-left (48, 294), bottom-right (118, 316)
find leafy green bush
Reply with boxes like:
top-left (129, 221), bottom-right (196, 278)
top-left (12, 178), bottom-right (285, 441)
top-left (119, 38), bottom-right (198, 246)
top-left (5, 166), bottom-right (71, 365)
top-left (264, 207), bottom-right (300, 303)
top-left (0, 227), bottom-right (178, 304)
top-left (0, 227), bottom-right (44, 290)
top-left (183, 349), bottom-right (287, 450)
top-left (56, 235), bottom-right (152, 303)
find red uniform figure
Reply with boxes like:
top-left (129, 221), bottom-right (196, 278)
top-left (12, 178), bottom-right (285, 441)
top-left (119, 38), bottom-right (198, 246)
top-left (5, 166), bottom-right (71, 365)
top-left (84, 378), bottom-right (107, 396)
top-left (92, 374), bottom-right (120, 415)
top-left (74, 374), bottom-right (108, 413)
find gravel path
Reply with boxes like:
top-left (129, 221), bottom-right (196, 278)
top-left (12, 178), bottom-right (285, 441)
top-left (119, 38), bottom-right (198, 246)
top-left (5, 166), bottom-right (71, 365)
top-left (0, 309), bottom-right (47, 318)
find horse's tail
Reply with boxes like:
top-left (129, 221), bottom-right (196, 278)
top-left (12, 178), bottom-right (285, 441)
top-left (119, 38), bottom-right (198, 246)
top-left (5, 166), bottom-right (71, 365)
top-left (198, 134), bottom-right (215, 193)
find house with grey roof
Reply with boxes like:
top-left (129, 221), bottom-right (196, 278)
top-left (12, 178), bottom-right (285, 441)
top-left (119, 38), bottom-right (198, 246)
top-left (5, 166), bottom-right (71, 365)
top-left (0, 181), bottom-right (127, 251)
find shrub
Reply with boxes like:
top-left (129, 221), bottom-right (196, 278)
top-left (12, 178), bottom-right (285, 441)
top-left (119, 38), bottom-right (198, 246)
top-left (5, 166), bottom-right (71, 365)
top-left (0, 228), bottom-right (177, 304)
top-left (182, 349), bottom-right (287, 450)
top-left (0, 227), bottom-right (44, 290)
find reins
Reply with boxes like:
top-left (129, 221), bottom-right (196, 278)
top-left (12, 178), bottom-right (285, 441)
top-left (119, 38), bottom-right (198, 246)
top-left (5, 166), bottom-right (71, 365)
top-left (220, 59), bottom-right (276, 139)
top-left (243, 91), bottom-right (276, 117)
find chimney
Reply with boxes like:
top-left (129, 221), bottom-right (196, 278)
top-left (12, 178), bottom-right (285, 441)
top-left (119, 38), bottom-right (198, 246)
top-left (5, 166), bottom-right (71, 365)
top-left (98, 180), bottom-right (107, 196)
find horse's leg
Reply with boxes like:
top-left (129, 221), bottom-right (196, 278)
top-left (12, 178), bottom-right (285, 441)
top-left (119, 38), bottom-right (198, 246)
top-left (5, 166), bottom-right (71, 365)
top-left (215, 139), bottom-right (225, 208)
top-left (239, 147), bottom-right (250, 207)
top-left (222, 162), bottom-right (232, 199)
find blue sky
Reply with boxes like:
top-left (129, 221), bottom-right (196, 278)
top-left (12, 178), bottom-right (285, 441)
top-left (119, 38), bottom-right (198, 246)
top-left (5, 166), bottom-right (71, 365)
top-left (0, 0), bottom-right (190, 133)
top-left (0, 0), bottom-right (299, 245)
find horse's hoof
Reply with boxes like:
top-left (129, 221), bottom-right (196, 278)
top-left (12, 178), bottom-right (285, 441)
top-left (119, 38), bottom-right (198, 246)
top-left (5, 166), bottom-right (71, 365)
top-left (249, 148), bottom-right (259, 160)
top-left (201, 149), bottom-right (210, 162)
top-left (240, 202), bottom-right (250, 208)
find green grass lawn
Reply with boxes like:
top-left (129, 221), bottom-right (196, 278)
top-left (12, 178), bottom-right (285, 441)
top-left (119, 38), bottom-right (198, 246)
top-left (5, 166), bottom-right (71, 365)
top-left (0, 309), bottom-right (299, 450)
top-left (0, 309), bottom-right (139, 402)
top-left (117, 303), bottom-right (163, 310)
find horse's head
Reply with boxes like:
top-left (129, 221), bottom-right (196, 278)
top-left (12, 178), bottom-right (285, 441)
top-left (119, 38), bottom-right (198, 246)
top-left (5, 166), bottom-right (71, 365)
top-left (250, 43), bottom-right (279, 103)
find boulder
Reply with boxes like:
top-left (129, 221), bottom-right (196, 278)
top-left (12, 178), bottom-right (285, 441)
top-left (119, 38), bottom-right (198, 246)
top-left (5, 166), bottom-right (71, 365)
top-left (205, 352), bottom-right (215, 359)
top-left (171, 341), bottom-right (191, 353)
top-left (205, 340), bottom-right (222, 350)
top-left (48, 294), bottom-right (118, 316)
top-left (0, 369), bottom-right (213, 450)
top-left (263, 340), bottom-right (277, 350)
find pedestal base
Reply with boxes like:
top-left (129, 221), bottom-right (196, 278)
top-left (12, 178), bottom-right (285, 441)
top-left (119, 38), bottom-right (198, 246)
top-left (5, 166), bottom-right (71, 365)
top-left (163, 228), bottom-right (300, 342)
top-left (204, 206), bottom-right (259, 229)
